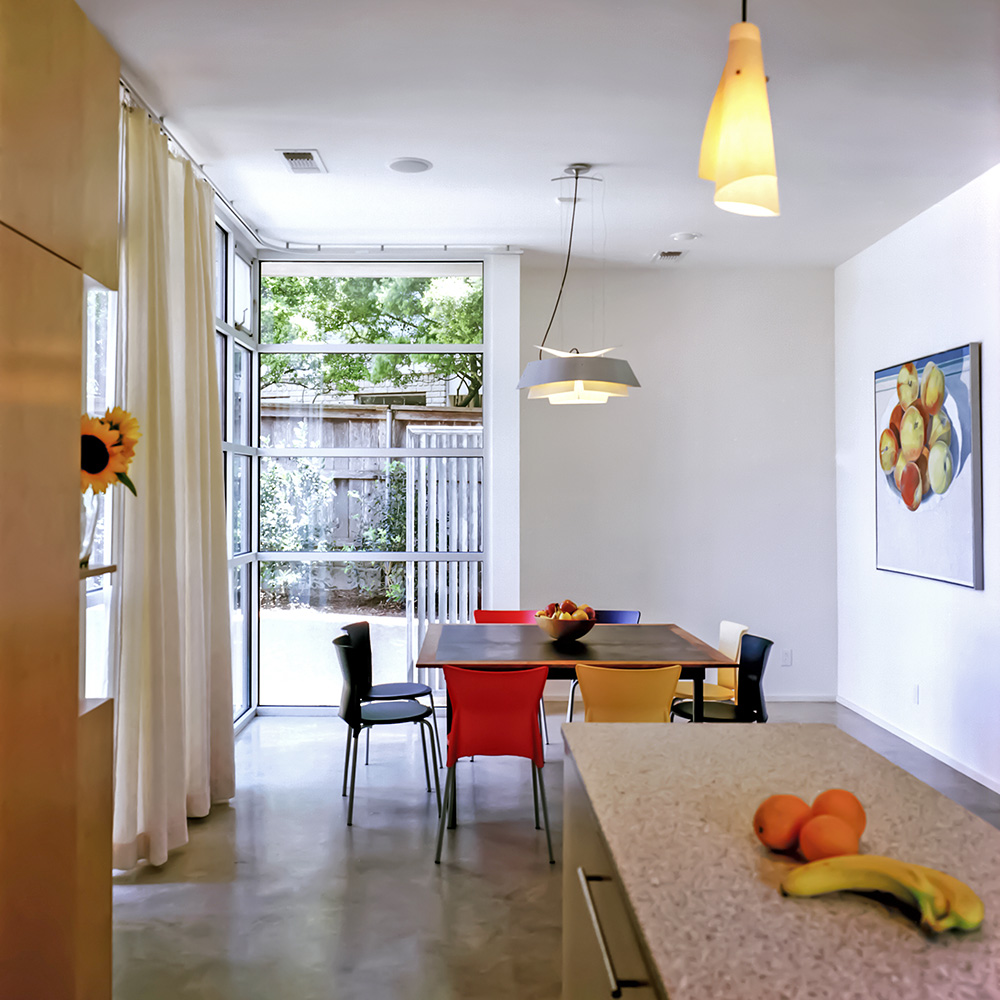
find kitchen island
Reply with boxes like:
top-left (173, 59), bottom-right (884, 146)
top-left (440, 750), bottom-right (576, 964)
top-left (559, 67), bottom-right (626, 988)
top-left (561, 723), bottom-right (1000, 999)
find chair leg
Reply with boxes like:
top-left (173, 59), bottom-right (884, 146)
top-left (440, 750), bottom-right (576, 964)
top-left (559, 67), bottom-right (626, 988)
top-left (419, 720), bottom-right (432, 792)
top-left (422, 719), bottom-right (442, 815)
top-left (566, 679), bottom-right (579, 723)
top-left (365, 727), bottom-right (371, 765)
top-left (435, 766), bottom-right (456, 864)
top-left (539, 699), bottom-right (550, 745)
top-left (535, 765), bottom-right (555, 864)
top-left (532, 762), bottom-right (540, 830)
top-left (347, 728), bottom-right (362, 826)
top-left (448, 764), bottom-right (458, 829)
top-left (427, 695), bottom-right (443, 766)
top-left (342, 723), bottom-right (353, 797)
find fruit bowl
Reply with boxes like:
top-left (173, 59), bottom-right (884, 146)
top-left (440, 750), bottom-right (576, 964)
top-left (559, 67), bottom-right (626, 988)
top-left (536, 617), bottom-right (595, 643)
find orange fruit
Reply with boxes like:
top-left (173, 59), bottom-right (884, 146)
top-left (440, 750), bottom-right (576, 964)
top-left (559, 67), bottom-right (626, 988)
top-left (811, 788), bottom-right (866, 838)
top-left (798, 814), bottom-right (860, 861)
top-left (752, 794), bottom-right (812, 852)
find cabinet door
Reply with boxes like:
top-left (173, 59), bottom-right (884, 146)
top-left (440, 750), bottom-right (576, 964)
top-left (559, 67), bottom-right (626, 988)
top-left (563, 757), bottom-right (662, 1000)
top-left (0, 0), bottom-right (119, 284)
top-left (0, 224), bottom-right (83, 1000)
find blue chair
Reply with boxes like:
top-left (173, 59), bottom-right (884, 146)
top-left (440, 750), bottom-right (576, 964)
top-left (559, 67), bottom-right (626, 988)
top-left (671, 635), bottom-right (773, 723)
top-left (337, 621), bottom-right (441, 781)
top-left (565, 610), bottom-right (641, 722)
top-left (334, 628), bottom-right (441, 826)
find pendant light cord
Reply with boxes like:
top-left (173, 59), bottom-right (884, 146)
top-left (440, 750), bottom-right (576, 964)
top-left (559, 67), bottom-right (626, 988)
top-left (538, 167), bottom-right (582, 359)
top-left (742, 0), bottom-right (747, 20)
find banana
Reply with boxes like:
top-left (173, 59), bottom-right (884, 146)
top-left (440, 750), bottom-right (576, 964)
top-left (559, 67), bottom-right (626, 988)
top-left (908, 863), bottom-right (985, 933)
top-left (780, 854), bottom-right (971, 932)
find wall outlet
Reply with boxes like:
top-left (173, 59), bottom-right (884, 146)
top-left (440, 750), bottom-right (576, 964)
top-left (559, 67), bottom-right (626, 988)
top-left (780, 648), bottom-right (793, 667)
top-left (913, 684), bottom-right (920, 705)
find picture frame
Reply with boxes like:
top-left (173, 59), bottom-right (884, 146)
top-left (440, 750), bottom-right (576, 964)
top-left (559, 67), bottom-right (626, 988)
top-left (874, 343), bottom-right (982, 589)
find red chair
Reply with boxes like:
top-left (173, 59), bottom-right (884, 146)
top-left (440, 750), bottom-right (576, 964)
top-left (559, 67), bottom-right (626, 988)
top-left (472, 609), bottom-right (538, 624)
top-left (434, 665), bottom-right (554, 864)
top-left (473, 608), bottom-right (551, 743)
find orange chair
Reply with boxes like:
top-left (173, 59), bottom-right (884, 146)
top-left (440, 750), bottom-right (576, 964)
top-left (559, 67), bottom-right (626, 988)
top-left (575, 663), bottom-right (682, 722)
top-left (434, 665), bottom-right (554, 864)
top-left (672, 620), bottom-right (748, 705)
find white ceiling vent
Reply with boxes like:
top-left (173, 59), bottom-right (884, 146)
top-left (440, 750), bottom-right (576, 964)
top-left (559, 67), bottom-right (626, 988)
top-left (278, 149), bottom-right (327, 174)
top-left (653, 250), bottom-right (687, 262)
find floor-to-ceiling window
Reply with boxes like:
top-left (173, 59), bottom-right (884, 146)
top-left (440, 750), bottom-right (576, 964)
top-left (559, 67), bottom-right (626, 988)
top-left (215, 221), bottom-right (256, 723)
top-left (256, 262), bottom-right (485, 706)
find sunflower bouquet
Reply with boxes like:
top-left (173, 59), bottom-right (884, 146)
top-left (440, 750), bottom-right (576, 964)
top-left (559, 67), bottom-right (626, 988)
top-left (81, 406), bottom-right (141, 496)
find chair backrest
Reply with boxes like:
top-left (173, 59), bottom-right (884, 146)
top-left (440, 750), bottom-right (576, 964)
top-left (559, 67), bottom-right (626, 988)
top-left (473, 609), bottom-right (539, 624)
top-left (733, 634), bottom-right (772, 722)
top-left (593, 609), bottom-right (641, 624)
top-left (442, 665), bottom-right (548, 767)
top-left (332, 621), bottom-right (373, 730)
top-left (715, 620), bottom-right (749, 692)
top-left (576, 663), bottom-right (683, 723)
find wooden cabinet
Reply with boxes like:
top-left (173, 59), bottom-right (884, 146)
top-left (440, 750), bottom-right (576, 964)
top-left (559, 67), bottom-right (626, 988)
top-left (563, 756), bottom-right (663, 1000)
top-left (0, 2), bottom-right (119, 994)
top-left (0, 220), bottom-right (83, 1000)
top-left (0, 0), bottom-right (120, 289)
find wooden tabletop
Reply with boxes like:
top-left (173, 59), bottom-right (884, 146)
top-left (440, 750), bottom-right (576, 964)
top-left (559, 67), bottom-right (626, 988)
top-left (416, 622), bottom-right (734, 670)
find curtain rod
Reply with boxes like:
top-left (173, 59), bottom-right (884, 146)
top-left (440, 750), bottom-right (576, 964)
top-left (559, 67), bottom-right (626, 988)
top-left (117, 75), bottom-right (522, 259)
top-left (120, 74), bottom-right (262, 248)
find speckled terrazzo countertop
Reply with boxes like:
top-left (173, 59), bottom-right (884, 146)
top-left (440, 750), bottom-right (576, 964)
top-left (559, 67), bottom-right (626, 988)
top-left (562, 723), bottom-right (1000, 1000)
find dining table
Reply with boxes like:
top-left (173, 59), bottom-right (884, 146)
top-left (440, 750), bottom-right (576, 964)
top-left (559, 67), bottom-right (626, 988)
top-left (415, 622), bottom-right (735, 723)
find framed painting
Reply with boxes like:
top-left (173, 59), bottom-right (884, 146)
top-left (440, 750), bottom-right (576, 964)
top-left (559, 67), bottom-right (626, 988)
top-left (874, 343), bottom-right (982, 588)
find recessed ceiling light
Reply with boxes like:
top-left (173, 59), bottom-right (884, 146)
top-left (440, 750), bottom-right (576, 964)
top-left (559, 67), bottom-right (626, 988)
top-left (670, 231), bottom-right (702, 241)
top-left (389, 158), bottom-right (433, 173)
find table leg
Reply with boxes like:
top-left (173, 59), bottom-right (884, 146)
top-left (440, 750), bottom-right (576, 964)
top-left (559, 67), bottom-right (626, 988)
top-left (693, 675), bottom-right (704, 723)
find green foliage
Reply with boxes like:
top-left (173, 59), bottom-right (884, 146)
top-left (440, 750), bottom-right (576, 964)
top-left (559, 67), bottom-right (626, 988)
top-left (258, 425), bottom-right (337, 604)
top-left (260, 275), bottom-right (483, 405)
top-left (344, 460), bottom-right (407, 606)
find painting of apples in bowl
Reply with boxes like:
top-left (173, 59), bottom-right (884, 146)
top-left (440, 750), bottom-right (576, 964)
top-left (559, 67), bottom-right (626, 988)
top-left (875, 344), bottom-right (982, 589)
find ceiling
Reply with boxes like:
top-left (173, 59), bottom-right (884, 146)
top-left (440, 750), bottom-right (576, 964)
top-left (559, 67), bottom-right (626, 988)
top-left (78, 0), bottom-right (1000, 267)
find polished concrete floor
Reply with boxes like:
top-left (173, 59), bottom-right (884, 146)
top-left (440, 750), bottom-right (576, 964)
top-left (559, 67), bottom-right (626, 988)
top-left (113, 703), bottom-right (1000, 999)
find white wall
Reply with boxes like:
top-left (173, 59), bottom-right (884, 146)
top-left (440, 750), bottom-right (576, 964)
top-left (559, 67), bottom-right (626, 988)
top-left (519, 266), bottom-right (838, 700)
top-left (835, 165), bottom-right (1000, 791)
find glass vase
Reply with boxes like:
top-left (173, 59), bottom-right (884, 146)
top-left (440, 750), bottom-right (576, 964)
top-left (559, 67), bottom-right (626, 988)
top-left (80, 491), bottom-right (100, 569)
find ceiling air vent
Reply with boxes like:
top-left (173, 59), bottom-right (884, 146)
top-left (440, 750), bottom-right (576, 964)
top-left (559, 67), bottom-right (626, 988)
top-left (278, 149), bottom-right (327, 174)
top-left (653, 250), bottom-right (687, 262)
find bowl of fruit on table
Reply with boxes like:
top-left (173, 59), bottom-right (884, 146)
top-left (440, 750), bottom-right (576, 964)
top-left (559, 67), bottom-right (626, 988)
top-left (535, 601), bottom-right (596, 643)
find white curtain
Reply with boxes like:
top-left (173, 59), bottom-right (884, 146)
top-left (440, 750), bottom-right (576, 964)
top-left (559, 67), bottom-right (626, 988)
top-left (112, 107), bottom-right (235, 870)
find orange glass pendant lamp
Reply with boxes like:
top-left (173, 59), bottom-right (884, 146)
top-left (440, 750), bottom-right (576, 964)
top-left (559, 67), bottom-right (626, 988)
top-left (699, 2), bottom-right (779, 217)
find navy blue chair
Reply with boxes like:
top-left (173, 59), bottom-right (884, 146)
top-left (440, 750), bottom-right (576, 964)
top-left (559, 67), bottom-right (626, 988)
top-left (337, 621), bottom-right (441, 783)
top-left (565, 610), bottom-right (641, 722)
top-left (334, 628), bottom-right (441, 826)
top-left (671, 635), bottom-right (773, 724)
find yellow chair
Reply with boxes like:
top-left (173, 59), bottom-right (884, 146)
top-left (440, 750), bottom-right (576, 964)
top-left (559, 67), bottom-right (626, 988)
top-left (673, 620), bottom-right (748, 704)
top-left (575, 663), bottom-right (682, 723)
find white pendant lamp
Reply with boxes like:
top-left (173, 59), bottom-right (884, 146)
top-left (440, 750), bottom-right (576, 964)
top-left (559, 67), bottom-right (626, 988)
top-left (517, 165), bottom-right (640, 404)
top-left (699, 0), bottom-right (779, 217)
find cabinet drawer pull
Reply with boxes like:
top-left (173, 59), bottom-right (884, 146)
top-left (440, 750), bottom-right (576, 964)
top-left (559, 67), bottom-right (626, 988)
top-left (576, 867), bottom-right (650, 997)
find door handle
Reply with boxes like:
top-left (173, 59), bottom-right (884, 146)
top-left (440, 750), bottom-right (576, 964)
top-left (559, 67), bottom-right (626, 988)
top-left (576, 866), bottom-right (651, 997)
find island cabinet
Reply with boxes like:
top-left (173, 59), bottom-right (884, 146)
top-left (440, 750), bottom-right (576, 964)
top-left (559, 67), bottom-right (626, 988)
top-left (563, 752), bottom-right (663, 998)
top-left (561, 723), bottom-right (1000, 1000)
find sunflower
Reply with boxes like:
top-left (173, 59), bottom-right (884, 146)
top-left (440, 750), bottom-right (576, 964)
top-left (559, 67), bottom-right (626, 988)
top-left (81, 415), bottom-right (126, 494)
top-left (103, 406), bottom-right (142, 465)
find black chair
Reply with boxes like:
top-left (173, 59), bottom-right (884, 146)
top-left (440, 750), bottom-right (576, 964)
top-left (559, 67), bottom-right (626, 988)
top-left (670, 634), bottom-right (773, 723)
top-left (339, 621), bottom-right (442, 764)
top-left (565, 609), bottom-right (642, 722)
top-left (334, 631), bottom-right (441, 826)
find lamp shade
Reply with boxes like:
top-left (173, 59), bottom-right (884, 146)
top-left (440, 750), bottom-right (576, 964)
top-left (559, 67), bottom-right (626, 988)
top-left (517, 355), bottom-right (640, 405)
top-left (699, 21), bottom-right (779, 217)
